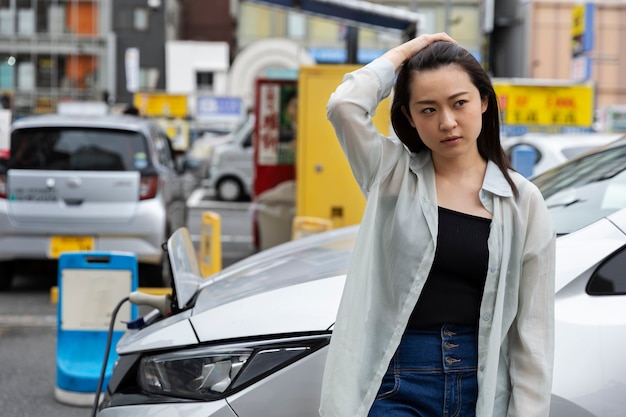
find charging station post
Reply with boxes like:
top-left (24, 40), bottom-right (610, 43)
top-left (55, 251), bottom-right (138, 407)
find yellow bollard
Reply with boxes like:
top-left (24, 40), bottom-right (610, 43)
top-left (199, 211), bottom-right (222, 277)
top-left (291, 216), bottom-right (333, 240)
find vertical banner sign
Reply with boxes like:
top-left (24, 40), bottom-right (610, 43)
top-left (125, 47), bottom-right (140, 93)
top-left (0, 109), bottom-right (11, 150)
top-left (257, 83), bottom-right (280, 166)
top-left (570, 3), bottom-right (594, 80)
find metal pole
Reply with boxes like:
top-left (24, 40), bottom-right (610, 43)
top-left (346, 26), bottom-right (359, 64)
top-left (445, 0), bottom-right (452, 33)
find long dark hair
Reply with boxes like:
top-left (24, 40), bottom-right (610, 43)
top-left (391, 41), bottom-right (518, 197)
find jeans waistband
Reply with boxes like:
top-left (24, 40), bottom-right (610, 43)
top-left (395, 324), bottom-right (478, 373)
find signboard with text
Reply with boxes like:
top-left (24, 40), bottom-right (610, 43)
top-left (253, 78), bottom-right (297, 197)
top-left (494, 81), bottom-right (595, 136)
top-left (133, 93), bottom-right (188, 118)
top-left (196, 96), bottom-right (244, 123)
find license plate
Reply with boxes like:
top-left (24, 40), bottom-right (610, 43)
top-left (49, 236), bottom-right (95, 259)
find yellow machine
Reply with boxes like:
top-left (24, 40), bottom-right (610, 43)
top-left (296, 64), bottom-right (391, 229)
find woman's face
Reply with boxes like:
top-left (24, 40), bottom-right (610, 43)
top-left (402, 63), bottom-right (487, 163)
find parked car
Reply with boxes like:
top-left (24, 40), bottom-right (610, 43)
top-left (98, 136), bottom-right (626, 417)
top-left (185, 127), bottom-right (238, 184)
top-left (207, 115), bottom-right (255, 202)
top-left (0, 112), bottom-right (188, 290)
top-left (502, 132), bottom-right (623, 176)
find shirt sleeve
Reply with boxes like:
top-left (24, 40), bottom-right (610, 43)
top-left (507, 183), bottom-right (556, 416)
top-left (326, 57), bottom-right (404, 193)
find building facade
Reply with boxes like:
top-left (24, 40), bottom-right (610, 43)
top-left (2, 1), bottom-right (624, 119)
top-left (0, 0), bottom-right (111, 117)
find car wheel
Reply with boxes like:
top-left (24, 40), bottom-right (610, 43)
top-left (0, 261), bottom-right (15, 291)
top-left (216, 177), bottom-right (245, 202)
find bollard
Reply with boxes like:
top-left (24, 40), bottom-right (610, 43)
top-left (55, 251), bottom-right (138, 407)
top-left (199, 211), bottom-right (222, 277)
top-left (292, 216), bottom-right (333, 240)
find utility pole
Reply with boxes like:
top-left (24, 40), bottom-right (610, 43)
top-left (346, 26), bottom-right (359, 64)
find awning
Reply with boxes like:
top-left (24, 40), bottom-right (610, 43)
top-left (243, 0), bottom-right (423, 36)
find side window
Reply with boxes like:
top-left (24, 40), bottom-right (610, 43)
top-left (243, 131), bottom-right (253, 148)
top-left (153, 131), bottom-right (175, 170)
top-left (587, 246), bottom-right (626, 295)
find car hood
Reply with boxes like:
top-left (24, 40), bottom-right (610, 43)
top-left (190, 274), bottom-right (345, 342)
top-left (189, 227), bottom-right (355, 341)
top-left (117, 227), bottom-right (356, 353)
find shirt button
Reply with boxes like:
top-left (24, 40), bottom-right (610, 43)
top-left (482, 313), bottom-right (491, 321)
top-left (479, 365), bottom-right (485, 372)
top-left (489, 266), bottom-right (497, 273)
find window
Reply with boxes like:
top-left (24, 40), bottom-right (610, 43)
top-left (587, 246), bottom-right (626, 295)
top-left (10, 127), bottom-right (149, 171)
top-left (196, 71), bottom-right (214, 91)
top-left (153, 131), bottom-right (175, 170)
top-left (116, 7), bottom-right (150, 32)
top-left (133, 7), bottom-right (149, 31)
top-left (139, 67), bottom-right (159, 90)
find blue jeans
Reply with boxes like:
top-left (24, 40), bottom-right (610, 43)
top-left (368, 324), bottom-right (478, 417)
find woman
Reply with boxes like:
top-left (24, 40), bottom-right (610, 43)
top-left (319, 33), bottom-right (556, 417)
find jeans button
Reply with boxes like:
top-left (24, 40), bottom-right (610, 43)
top-left (445, 356), bottom-right (461, 365)
top-left (444, 341), bottom-right (458, 350)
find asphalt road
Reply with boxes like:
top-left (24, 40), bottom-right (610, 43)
top-left (0, 185), bottom-right (256, 417)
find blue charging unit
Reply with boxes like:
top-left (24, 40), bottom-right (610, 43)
top-left (55, 251), bottom-right (138, 406)
top-left (511, 145), bottom-right (537, 178)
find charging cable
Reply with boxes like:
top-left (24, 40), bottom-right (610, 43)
top-left (90, 291), bottom-right (172, 416)
top-left (91, 296), bottom-right (129, 417)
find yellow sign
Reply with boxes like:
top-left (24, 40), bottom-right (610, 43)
top-left (134, 93), bottom-right (188, 117)
top-left (494, 82), bottom-right (594, 127)
top-left (572, 4), bottom-right (585, 37)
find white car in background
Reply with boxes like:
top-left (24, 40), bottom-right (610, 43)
top-left (207, 115), bottom-right (255, 202)
top-left (98, 136), bottom-right (626, 417)
top-left (502, 132), bottom-right (624, 176)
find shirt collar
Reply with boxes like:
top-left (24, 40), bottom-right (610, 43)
top-left (409, 151), bottom-right (514, 198)
top-left (483, 160), bottom-right (514, 198)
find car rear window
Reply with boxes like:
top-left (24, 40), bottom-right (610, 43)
top-left (10, 127), bottom-right (150, 171)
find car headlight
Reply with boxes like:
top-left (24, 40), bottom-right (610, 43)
top-left (138, 335), bottom-right (329, 401)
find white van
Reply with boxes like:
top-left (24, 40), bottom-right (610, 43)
top-left (207, 115), bottom-right (254, 201)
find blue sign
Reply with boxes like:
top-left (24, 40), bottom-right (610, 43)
top-left (196, 96), bottom-right (243, 119)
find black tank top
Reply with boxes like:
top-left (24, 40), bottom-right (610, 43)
top-left (407, 206), bottom-right (491, 328)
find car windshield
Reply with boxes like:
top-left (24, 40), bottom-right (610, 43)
top-left (532, 139), bottom-right (626, 235)
top-left (10, 127), bottom-right (149, 171)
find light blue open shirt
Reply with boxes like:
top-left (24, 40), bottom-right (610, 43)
top-left (319, 57), bottom-right (556, 417)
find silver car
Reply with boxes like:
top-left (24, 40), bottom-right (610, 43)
top-left (0, 113), bottom-right (188, 290)
top-left (98, 136), bottom-right (626, 417)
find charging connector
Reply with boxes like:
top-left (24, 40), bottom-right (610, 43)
top-left (128, 291), bottom-right (172, 316)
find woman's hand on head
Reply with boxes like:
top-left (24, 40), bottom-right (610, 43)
top-left (383, 32), bottom-right (457, 69)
